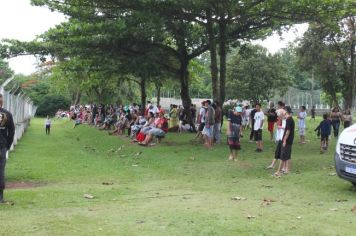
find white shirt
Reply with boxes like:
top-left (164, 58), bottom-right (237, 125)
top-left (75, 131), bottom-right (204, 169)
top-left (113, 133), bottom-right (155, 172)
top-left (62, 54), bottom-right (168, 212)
top-left (254, 111), bottom-right (265, 131)
top-left (199, 107), bottom-right (206, 123)
top-left (276, 119), bottom-right (286, 141)
top-left (45, 119), bottom-right (51, 126)
top-left (298, 111), bottom-right (307, 129)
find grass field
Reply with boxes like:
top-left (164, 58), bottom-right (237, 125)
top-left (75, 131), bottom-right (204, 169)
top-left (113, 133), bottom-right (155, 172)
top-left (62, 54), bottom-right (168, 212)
top-left (0, 117), bottom-right (355, 236)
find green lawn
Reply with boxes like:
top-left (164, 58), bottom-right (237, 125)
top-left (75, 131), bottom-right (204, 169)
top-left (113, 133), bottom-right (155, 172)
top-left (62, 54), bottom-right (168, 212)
top-left (1, 118), bottom-right (355, 236)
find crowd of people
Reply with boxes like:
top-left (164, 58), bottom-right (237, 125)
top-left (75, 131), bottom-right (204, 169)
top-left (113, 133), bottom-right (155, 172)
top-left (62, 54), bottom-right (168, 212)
top-left (55, 100), bottom-right (353, 177)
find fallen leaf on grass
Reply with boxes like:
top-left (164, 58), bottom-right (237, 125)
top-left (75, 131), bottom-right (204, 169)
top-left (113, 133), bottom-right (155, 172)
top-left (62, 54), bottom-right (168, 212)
top-left (261, 197), bottom-right (277, 206)
top-left (231, 196), bottom-right (247, 201)
top-left (102, 182), bottom-right (114, 185)
top-left (336, 199), bottom-right (348, 202)
top-left (84, 194), bottom-right (94, 199)
top-left (329, 173), bottom-right (336, 176)
top-left (262, 185), bottom-right (273, 188)
top-left (329, 208), bottom-right (338, 211)
top-left (134, 152), bottom-right (142, 157)
top-left (189, 157), bottom-right (195, 161)
top-left (132, 164), bottom-right (139, 167)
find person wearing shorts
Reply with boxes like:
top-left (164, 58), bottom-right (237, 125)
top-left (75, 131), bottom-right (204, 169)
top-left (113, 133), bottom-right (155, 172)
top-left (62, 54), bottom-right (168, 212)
top-left (274, 106), bottom-right (294, 177)
top-left (253, 103), bottom-right (264, 152)
top-left (297, 106), bottom-right (307, 144)
top-left (226, 106), bottom-right (243, 161)
top-left (266, 103), bottom-right (277, 141)
top-left (315, 113), bottom-right (332, 154)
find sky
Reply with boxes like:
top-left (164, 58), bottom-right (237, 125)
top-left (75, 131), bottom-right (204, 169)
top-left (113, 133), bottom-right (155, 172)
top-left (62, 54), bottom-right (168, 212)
top-left (0, 0), bottom-right (308, 75)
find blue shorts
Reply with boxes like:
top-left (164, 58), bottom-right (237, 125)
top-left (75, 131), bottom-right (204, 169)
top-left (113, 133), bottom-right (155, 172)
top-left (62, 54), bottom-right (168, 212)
top-left (202, 126), bottom-right (213, 138)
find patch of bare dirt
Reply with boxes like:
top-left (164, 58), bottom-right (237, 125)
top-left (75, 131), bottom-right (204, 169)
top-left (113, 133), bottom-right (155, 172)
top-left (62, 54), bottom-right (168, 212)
top-left (6, 182), bottom-right (43, 189)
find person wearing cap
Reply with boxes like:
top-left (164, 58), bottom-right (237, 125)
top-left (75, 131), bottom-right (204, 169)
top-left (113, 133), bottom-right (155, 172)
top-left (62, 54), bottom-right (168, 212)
top-left (274, 106), bottom-right (295, 176)
top-left (253, 103), bottom-right (264, 152)
top-left (227, 106), bottom-right (243, 161)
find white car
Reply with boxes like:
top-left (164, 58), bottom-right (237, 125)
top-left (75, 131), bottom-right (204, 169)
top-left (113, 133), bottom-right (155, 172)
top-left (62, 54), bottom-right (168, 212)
top-left (335, 123), bottom-right (356, 186)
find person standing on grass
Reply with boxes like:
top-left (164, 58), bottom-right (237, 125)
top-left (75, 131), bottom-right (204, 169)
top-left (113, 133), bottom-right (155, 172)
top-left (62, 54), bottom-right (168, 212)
top-left (45, 115), bottom-right (51, 135)
top-left (267, 109), bottom-right (286, 169)
top-left (342, 109), bottom-right (352, 129)
top-left (315, 113), bottom-right (332, 154)
top-left (227, 106), bottom-right (243, 161)
top-left (249, 105), bottom-right (257, 142)
top-left (330, 107), bottom-right (342, 138)
top-left (297, 106), bottom-right (307, 144)
top-left (253, 103), bottom-right (264, 152)
top-left (310, 105), bottom-right (316, 121)
top-left (274, 106), bottom-right (295, 176)
top-left (266, 102), bottom-right (277, 141)
top-left (0, 94), bottom-right (15, 203)
top-left (202, 100), bottom-right (215, 149)
top-left (194, 101), bottom-right (206, 142)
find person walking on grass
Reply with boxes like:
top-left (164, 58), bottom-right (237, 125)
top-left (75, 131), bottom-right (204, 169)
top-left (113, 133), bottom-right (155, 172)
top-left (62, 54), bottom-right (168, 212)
top-left (297, 106), bottom-right (307, 144)
top-left (274, 106), bottom-right (295, 177)
top-left (227, 106), bottom-right (243, 161)
top-left (0, 94), bottom-right (15, 203)
top-left (342, 109), bottom-right (352, 129)
top-left (45, 115), bottom-right (51, 135)
top-left (315, 113), bottom-right (332, 154)
top-left (253, 103), bottom-right (264, 152)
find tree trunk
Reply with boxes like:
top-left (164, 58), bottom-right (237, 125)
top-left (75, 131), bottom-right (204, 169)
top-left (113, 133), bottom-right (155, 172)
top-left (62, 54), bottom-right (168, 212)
top-left (74, 91), bottom-right (81, 105)
top-left (140, 76), bottom-right (147, 113)
top-left (207, 9), bottom-right (220, 102)
top-left (155, 83), bottom-right (161, 107)
top-left (219, 15), bottom-right (227, 104)
top-left (179, 60), bottom-right (195, 131)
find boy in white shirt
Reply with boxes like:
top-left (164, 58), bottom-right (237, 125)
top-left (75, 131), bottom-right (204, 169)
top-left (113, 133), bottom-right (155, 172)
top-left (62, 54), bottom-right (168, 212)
top-left (298, 106), bottom-right (307, 144)
top-left (253, 103), bottom-right (264, 152)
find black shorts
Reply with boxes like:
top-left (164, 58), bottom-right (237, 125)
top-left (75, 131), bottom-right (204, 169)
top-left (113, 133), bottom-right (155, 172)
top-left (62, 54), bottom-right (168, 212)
top-left (254, 129), bottom-right (262, 141)
top-left (281, 144), bottom-right (292, 161)
top-left (198, 123), bottom-right (205, 132)
top-left (274, 140), bottom-right (282, 160)
top-left (321, 134), bottom-right (329, 142)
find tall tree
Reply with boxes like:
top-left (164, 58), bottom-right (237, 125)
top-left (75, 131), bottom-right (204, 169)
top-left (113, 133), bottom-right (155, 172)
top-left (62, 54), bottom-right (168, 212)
top-left (297, 17), bottom-right (355, 109)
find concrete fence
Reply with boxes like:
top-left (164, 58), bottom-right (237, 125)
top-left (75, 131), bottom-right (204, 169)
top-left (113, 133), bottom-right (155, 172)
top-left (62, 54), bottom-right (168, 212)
top-left (0, 77), bottom-right (37, 151)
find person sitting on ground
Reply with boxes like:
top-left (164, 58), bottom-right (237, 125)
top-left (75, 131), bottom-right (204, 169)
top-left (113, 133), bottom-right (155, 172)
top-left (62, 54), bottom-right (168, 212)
top-left (130, 112), bottom-right (147, 139)
top-left (139, 111), bottom-right (168, 146)
top-left (179, 119), bottom-right (191, 133)
top-left (134, 112), bottom-right (155, 142)
top-left (315, 113), bottom-right (332, 154)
